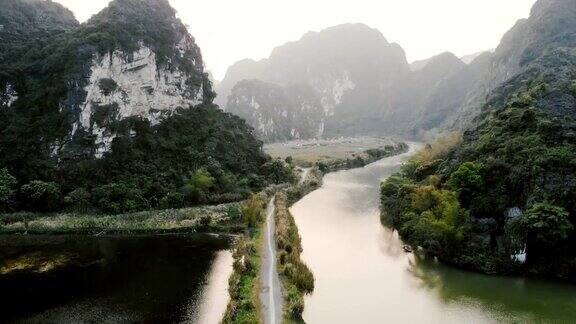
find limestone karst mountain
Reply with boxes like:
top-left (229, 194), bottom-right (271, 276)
top-left (219, 0), bottom-right (576, 142)
top-left (219, 25), bottom-right (489, 141)
top-left (227, 79), bottom-right (325, 142)
top-left (219, 23), bottom-right (411, 141)
top-left (1, 0), bottom-right (214, 156)
top-left (0, 0), bottom-right (279, 214)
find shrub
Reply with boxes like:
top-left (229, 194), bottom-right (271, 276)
top-left (20, 181), bottom-right (61, 212)
top-left (92, 182), bottom-right (147, 214)
top-left (413, 133), bottom-right (462, 163)
top-left (523, 203), bottom-right (572, 247)
top-left (226, 205), bottom-right (242, 220)
top-left (64, 188), bottom-right (91, 212)
top-left (242, 194), bottom-right (263, 228)
top-left (159, 192), bottom-right (185, 209)
top-left (98, 78), bottom-right (118, 95)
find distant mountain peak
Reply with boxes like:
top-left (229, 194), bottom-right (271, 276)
top-left (410, 52), bottom-right (463, 72)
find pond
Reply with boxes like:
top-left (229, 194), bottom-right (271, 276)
top-left (0, 234), bottom-right (233, 323)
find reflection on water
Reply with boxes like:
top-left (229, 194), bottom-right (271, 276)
top-left (291, 145), bottom-right (576, 324)
top-left (0, 234), bottom-right (233, 323)
top-left (408, 255), bottom-right (576, 323)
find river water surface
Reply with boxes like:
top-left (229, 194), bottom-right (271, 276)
top-left (0, 234), bottom-right (233, 323)
top-left (291, 144), bottom-right (576, 323)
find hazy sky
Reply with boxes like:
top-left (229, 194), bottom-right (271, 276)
top-left (54, 0), bottom-right (537, 80)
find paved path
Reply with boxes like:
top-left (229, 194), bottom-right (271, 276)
top-left (260, 197), bottom-right (283, 324)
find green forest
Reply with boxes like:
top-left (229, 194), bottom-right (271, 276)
top-left (381, 96), bottom-right (576, 279)
top-left (0, 0), bottom-right (294, 215)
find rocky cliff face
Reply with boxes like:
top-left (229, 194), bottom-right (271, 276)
top-left (218, 24), bottom-right (497, 141)
top-left (1, 0), bottom-right (213, 158)
top-left (219, 26), bottom-right (487, 141)
top-left (226, 80), bottom-right (325, 142)
top-left (450, 0), bottom-right (576, 127)
top-left (0, 0), bottom-right (274, 215)
top-left (75, 39), bottom-right (206, 156)
top-left (0, 83), bottom-right (18, 108)
top-left (218, 23), bottom-right (410, 141)
top-left (220, 0), bottom-right (576, 142)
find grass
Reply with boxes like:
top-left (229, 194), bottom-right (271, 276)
top-left (0, 203), bottom-right (245, 235)
top-left (264, 137), bottom-right (400, 165)
top-left (413, 133), bottom-right (462, 163)
top-left (222, 194), bottom-right (268, 324)
top-left (274, 192), bottom-right (314, 322)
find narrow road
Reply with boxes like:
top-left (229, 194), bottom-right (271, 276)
top-left (260, 197), bottom-right (283, 324)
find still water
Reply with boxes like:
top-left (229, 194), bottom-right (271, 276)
top-left (291, 145), bottom-right (576, 324)
top-left (0, 234), bottom-right (233, 323)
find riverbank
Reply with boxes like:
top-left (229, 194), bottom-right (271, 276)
top-left (316, 142), bottom-right (409, 174)
top-left (222, 192), bottom-right (269, 324)
top-left (285, 142), bottom-right (409, 205)
top-left (380, 137), bottom-right (551, 279)
top-left (274, 192), bottom-right (314, 322)
top-left (0, 142), bottom-right (408, 238)
top-left (0, 202), bottom-right (246, 235)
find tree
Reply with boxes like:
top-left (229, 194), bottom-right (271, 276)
top-left (448, 162), bottom-right (485, 193)
top-left (64, 188), bottom-right (91, 212)
top-left (20, 181), bottom-right (61, 212)
top-left (92, 182), bottom-right (146, 214)
top-left (447, 162), bottom-right (485, 207)
top-left (242, 194), bottom-right (263, 228)
top-left (262, 159), bottom-right (294, 184)
top-left (0, 168), bottom-right (17, 209)
top-left (523, 203), bottom-right (572, 247)
top-left (181, 169), bottom-right (216, 204)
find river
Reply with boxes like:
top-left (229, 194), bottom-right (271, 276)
top-left (0, 234), bottom-right (233, 323)
top-left (291, 144), bottom-right (576, 323)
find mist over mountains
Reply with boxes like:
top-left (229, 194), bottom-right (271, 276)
top-left (218, 0), bottom-right (576, 142)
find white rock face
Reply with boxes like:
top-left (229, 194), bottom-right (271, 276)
top-left (74, 41), bottom-right (205, 157)
top-left (1, 83), bottom-right (18, 107)
top-left (314, 71), bottom-right (356, 116)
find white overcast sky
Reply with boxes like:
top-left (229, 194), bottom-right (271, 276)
top-left (54, 0), bottom-right (537, 80)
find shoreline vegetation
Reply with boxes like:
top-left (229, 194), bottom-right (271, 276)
top-left (381, 125), bottom-right (576, 282)
top-left (274, 192), bottom-right (314, 322)
top-left (0, 202), bottom-right (246, 235)
top-left (316, 142), bottom-right (409, 174)
top-left (0, 142), bottom-right (408, 237)
top-left (222, 191), bottom-right (270, 324)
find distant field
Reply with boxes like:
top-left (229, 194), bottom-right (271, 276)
top-left (264, 137), bottom-right (397, 164)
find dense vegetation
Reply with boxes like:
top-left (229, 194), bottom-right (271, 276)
top-left (0, 201), bottom-right (246, 235)
top-left (0, 0), bottom-right (294, 216)
top-left (382, 99), bottom-right (576, 279)
top-left (381, 0), bottom-right (576, 280)
top-left (0, 105), bottom-right (295, 214)
top-left (223, 193), bottom-right (268, 324)
top-left (274, 192), bottom-right (314, 321)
